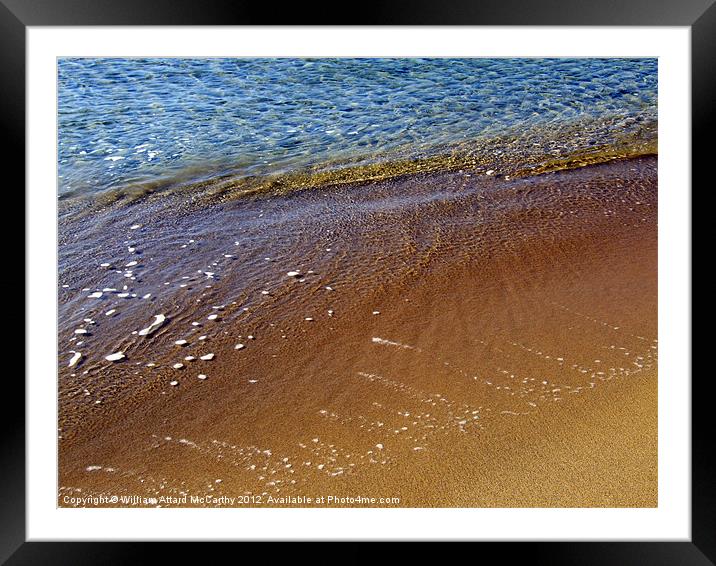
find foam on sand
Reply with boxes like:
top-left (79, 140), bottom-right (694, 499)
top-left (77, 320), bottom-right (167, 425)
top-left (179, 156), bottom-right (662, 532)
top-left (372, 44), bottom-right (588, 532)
top-left (138, 314), bottom-right (166, 336)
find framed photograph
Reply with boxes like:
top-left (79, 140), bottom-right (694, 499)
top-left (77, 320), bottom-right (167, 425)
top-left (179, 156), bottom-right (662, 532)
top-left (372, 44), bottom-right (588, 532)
top-left (10, 0), bottom-right (706, 561)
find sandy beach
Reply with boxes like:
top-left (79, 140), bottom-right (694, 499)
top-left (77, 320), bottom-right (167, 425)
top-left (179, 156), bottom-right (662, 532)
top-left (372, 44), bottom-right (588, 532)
top-left (57, 155), bottom-right (657, 508)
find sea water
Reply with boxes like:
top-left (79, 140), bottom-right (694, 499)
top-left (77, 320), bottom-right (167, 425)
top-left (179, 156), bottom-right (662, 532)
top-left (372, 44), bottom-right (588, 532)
top-left (58, 58), bottom-right (657, 198)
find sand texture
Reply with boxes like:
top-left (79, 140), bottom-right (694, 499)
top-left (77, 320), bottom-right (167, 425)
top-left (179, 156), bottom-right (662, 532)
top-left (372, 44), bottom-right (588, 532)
top-left (58, 156), bottom-right (657, 507)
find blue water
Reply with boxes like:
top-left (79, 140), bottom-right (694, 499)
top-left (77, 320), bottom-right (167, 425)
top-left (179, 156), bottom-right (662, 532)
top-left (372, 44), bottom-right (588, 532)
top-left (57, 58), bottom-right (657, 197)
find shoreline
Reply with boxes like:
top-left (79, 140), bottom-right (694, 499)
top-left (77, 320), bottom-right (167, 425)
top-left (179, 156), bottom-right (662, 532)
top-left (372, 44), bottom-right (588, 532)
top-left (58, 155), bottom-right (657, 507)
top-left (58, 119), bottom-right (657, 215)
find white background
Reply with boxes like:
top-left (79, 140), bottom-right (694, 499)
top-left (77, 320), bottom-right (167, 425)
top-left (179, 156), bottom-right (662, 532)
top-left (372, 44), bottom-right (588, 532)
top-left (27, 27), bottom-right (691, 541)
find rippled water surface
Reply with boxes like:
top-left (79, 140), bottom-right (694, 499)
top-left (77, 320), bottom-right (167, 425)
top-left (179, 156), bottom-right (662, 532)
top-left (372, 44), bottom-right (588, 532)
top-left (58, 58), bottom-right (657, 197)
top-left (58, 57), bottom-right (658, 507)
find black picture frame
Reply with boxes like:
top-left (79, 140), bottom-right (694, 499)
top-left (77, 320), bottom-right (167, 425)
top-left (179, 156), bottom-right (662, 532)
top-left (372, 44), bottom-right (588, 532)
top-left (7, 0), bottom-right (706, 562)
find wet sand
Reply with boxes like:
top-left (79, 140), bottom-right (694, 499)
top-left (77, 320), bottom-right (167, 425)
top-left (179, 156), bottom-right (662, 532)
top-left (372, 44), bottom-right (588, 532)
top-left (58, 156), bottom-right (657, 507)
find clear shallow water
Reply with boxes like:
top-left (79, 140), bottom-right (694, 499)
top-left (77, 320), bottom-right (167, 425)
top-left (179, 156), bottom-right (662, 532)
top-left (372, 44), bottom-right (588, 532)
top-left (58, 58), bottom-right (657, 198)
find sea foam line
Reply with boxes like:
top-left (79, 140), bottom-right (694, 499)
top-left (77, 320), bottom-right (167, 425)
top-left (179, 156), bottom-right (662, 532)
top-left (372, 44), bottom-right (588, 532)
top-left (371, 337), bottom-right (418, 351)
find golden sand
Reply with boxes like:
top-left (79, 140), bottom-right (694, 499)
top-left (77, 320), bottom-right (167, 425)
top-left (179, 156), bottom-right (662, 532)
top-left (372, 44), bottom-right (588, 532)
top-left (58, 156), bottom-right (657, 507)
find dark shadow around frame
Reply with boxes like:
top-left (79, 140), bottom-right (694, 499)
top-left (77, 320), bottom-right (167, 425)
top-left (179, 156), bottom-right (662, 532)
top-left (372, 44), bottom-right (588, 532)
top-left (7, 0), bottom-right (708, 562)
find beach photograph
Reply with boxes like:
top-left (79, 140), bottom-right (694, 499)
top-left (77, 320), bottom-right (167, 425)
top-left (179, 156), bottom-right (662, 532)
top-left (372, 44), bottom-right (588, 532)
top-left (57, 57), bottom-right (658, 508)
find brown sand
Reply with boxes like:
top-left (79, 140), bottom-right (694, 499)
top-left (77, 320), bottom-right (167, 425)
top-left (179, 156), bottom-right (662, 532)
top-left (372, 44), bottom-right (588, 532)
top-left (58, 156), bottom-right (657, 507)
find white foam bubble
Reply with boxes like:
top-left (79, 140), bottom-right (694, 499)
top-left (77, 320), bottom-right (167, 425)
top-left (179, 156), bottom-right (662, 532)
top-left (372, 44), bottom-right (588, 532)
top-left (138, 314), bottom-right (166, 336)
